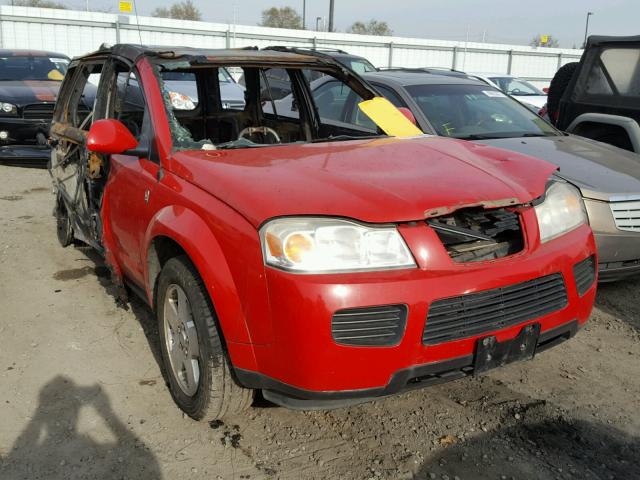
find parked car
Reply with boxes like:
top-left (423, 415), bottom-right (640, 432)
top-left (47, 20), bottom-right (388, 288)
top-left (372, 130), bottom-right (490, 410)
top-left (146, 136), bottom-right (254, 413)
top-left (161, 67), bottom-right (246, 111)
top-left (49, 44), bottom-right (596, 420)
top-left (238, 47), bottom-right (377, 100)
top-left (296, 47), bottom-right (378, 74)
top-left (0, 49), bottom-right (71, 166)
top-left (469, 73), bottom-right (548, 109)
top-left (546, 35), bottom-right (640, 154)
top-left (349, 70), bottom-right (639, 281)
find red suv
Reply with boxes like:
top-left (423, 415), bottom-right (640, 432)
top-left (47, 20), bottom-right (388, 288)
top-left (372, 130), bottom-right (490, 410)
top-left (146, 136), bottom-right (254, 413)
top-left (49, 45), bottom-right (597, 420)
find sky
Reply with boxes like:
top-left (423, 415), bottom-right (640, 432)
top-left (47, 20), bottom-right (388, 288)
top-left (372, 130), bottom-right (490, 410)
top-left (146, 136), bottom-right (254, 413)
top-left (65, 0), bottom-right (640, 48)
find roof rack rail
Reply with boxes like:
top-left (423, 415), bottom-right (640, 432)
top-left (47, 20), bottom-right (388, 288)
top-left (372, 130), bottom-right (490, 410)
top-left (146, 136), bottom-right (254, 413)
top-left (295, 47), bottom-right (349, 54)
top-left (379, 67), bottom-right (466, 74)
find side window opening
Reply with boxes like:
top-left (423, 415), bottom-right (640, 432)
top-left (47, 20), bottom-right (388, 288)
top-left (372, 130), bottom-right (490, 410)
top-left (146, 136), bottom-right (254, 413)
top-left (66, 63), bottom-right (102, 130)
top-left (113, 69), bottom-right (148, 141)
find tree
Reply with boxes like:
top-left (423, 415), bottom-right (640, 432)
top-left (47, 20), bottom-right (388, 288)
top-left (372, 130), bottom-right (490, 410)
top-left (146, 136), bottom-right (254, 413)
top-left (13, 0), bottom-right (67, 8)
top-left (347, 20), bottom-right (393, 36)
top-left (530, 34), bottom-right (559, 48)
top-left (260, 6), bottom-right (303, 29)
top-left (152, 0), bottom-right (202, 21)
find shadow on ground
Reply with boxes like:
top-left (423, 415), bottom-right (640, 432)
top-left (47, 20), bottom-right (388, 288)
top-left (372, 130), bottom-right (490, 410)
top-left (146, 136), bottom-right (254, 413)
top-left (72, 245), bottom-right (166, 378)
top-left (0, 376), bottom-right (162, 479)
top-left (418, 413), bottom-right (640, 480)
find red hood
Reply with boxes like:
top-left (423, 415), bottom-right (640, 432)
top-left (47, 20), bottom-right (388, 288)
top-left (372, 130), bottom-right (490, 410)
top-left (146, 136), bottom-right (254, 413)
top-left (169, 136), bottom-right (558, 227)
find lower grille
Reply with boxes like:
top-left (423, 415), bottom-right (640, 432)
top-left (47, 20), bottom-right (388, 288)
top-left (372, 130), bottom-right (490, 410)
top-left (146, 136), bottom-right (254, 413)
top-left (22, 103), bottom-right (55, 120)
top-left (332, 304), bottom-right (407, 346)
top-left (573, 256), bottom-right (596, 296)
top-left (610, 198), bottom-right (640, 232)
top-left (423, 273), bottom-right (568, 345)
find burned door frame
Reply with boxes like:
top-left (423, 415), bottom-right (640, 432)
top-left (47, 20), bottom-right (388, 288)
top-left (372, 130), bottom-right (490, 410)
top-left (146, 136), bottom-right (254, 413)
top-left (49, 56), bottom-right (134, 252)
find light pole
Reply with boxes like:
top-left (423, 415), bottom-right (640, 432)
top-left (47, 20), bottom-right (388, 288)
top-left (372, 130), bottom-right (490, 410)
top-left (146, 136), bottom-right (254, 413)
top-left (329, 0), bottom-right (335, 32)
top-left (583, 12), bottom-right (593, 47)
top-left (302, 0), bottom-right (306, 29)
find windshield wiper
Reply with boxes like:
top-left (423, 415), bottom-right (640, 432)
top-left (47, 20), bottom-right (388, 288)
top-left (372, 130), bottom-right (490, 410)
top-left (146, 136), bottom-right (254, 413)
top-left (454, 133), bottom-right (506, 140)
top-left (455, 132), bottom-right (552, 140)
top-left (311, 134), bottom-right (383, 143)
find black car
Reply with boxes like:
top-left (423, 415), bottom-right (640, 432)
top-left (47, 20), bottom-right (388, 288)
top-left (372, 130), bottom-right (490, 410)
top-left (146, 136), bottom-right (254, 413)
top-left (0, 49), bottom-right (70, 165)
top-left (547, 35), bottom-right (640, 153)
top-left (298, 48), bottom-right (377, 74)
top-left (239, 47), bottom-right (377, 100)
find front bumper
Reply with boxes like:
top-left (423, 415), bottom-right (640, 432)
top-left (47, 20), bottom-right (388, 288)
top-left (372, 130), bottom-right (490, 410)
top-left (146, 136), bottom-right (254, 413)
top-left (584, 198), bottom-right (640, 282)
top-left (0, 117), bottom-right (51, 167)
top-left (233, 219), bottom-right (596, 402)
top-left (241, 320), bottom-right (580, 410)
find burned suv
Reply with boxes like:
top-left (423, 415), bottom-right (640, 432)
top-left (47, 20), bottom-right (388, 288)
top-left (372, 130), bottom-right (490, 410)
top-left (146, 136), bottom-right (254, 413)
top-left (49, 44), bottom-right (596, 420)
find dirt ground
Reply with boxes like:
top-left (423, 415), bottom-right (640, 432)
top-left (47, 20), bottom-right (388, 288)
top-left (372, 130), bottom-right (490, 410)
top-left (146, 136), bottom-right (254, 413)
top-left (0, 164), bottom-right (639, 480)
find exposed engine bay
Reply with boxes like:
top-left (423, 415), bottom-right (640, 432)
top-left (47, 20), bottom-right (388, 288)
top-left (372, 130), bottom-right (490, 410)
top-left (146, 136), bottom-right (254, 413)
top-left (428, 207), bottom-right (523, 262)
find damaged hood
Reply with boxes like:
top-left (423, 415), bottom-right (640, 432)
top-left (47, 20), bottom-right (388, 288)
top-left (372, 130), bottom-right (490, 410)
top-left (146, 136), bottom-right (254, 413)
top-left (0, 80), bottom-right (60, 104)
top-left (170, 136), bottom-right (558, 227)
top-left (476, 134), bottom-right (640, 202)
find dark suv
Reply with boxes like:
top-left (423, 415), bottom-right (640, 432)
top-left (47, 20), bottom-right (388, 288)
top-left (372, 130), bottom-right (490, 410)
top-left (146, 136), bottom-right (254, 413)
top-left (547, 35), bottom-right (640, 153)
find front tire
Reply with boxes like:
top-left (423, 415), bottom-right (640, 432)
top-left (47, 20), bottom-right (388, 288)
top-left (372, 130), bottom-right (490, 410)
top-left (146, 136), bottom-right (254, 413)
top-left (55, 195), bottom-right (74, 248)
top-left (156, 255), bottom-right (253, 420)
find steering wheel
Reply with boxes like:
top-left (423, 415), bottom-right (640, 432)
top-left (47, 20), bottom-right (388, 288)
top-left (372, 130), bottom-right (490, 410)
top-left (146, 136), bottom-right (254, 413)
top-left (238, 126), bottom-right (281, 144)
top-left (510, 88), bottom-right (523, 95)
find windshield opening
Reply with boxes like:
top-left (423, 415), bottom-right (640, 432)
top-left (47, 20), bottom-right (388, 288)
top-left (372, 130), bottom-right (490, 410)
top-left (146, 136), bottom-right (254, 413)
top-left (405, 84), bottom-right (557, 139)
top-left (0, 55), bottom-right (68, 81)
top-left (489, 77), bottom-right (545, 96)
top-left (155, 61), bottom-right (392, 151)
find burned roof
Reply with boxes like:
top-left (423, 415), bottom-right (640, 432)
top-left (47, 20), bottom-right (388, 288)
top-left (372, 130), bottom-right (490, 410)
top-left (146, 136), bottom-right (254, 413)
top-left (78, 44), bottom-right (336, 68)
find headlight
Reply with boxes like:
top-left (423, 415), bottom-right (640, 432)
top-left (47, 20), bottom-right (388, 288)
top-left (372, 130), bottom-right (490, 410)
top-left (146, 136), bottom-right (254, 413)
top-left (0, 102), bottom-right (17, 115)
top-left (535, 180), bottom-right (587, 243)
top-left (168, 91), bottom-right (195, 110)
top-left (260, 217), bottom-right (416, 273)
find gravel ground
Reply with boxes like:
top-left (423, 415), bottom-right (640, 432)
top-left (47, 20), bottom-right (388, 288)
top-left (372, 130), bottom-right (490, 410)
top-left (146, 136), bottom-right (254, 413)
top-left (0, 165), bottom-right (639, 480)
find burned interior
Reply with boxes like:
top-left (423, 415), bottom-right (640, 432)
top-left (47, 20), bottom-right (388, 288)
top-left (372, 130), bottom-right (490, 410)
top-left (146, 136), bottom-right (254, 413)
top-left (428, 207), bottom-right (524, 262)
top-left (154, 49), bottom-right (382, 151)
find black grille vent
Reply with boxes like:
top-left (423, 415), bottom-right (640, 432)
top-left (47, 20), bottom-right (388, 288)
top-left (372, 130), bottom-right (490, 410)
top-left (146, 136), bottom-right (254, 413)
top-left (423, 274), bottom-right (568, 345)
top-left (332, 305), bottom-right (407, 346)
top-left (573, 256), bottom-right (596, 296)
top-left (22, 103), bottom-right (55, 120)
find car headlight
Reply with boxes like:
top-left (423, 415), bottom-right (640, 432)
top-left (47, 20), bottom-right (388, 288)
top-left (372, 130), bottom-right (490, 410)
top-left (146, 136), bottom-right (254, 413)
top-left (0, 102), bottom-right (17, 115)
top-left (260, 217), bottom-right (416, 273)
top-left (535, 180), bottom-right (587, 243)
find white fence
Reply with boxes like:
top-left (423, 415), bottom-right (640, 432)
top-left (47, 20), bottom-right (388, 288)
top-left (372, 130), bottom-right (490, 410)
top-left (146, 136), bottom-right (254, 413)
top-left (0, 6), bottom-right (583, 87)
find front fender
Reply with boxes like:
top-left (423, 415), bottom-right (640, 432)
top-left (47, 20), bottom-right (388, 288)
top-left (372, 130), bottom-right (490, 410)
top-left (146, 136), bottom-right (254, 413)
top-left (142, 205), bottom-right (258, 369)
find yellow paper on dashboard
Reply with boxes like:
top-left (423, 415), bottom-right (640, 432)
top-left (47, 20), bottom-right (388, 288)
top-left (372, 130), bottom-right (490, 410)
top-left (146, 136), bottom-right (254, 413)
top-left (358, 97), bottom-right (423, 138)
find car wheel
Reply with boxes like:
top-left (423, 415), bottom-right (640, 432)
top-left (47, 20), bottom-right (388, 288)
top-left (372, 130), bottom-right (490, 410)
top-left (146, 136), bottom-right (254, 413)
top-left (55, 195), bottom-right (74, 247)
top-left (157, 255), bottom-right (254, 420)
top-left (547, 62), bottom-right (579, 125)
